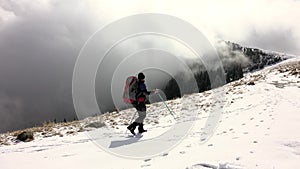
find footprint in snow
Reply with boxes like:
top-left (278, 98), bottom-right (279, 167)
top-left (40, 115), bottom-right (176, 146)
top-left (141, 164), bottom-right (151, 168)
top-left (200, 138), bottom-right (206, 142)
top-left (161, 153), bottom-right (168, 156)
top-left (62, 154), bottom-right (76, 157)
top-left (31, 148), bottom-right (49, 153)
top-left (187, 163), bottom-right (218, 169)
top-left (144, 158), bottom-right (151, 162)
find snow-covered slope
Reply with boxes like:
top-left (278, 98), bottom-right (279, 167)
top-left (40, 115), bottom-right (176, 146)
top-left (0, 58), bottom-right (299, 169)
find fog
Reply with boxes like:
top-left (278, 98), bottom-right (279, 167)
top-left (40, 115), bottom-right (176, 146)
top-left (0, 0), bottom-right (299, 132)
top-left (0, 0), bottom-right (99, 132)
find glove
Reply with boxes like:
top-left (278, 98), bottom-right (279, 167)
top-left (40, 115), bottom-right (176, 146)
top-left (152, 89), bottom-right (159, 94)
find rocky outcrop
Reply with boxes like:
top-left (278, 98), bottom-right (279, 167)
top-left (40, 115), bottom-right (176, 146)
top-left (16, 131), bottom-right (34, 142)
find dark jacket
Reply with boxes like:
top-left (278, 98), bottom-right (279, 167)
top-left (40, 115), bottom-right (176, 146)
top-left (136, 80), bottom-right (151, 102)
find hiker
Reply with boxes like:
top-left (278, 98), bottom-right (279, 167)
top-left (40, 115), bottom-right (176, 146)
top-left (127, 72), bottom-right (156, 135)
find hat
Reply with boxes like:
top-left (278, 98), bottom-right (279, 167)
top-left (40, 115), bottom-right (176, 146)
top-left (138, 72), bottom-right (145, 80)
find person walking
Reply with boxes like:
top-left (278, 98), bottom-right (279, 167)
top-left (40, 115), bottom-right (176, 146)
top-left (127, 72), bottom-right (154, 135)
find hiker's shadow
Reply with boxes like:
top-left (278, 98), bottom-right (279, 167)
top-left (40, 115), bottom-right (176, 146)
top-left (109, 134), bottom-right (143, 148)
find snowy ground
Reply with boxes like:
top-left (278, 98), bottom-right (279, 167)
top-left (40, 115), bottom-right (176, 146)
top-left (0, 58), bottom-right (299, 169)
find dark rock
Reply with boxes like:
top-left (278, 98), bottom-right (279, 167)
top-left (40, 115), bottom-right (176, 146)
top-left (291, 71), bottom-right (298, 76)
top-left (247, 81), bottom-right (255, 85)
top-left (16, 131), bottom-right (34, 142)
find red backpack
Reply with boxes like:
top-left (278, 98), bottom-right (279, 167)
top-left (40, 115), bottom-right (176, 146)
top-left (123, 76), bottom-right (138, 104)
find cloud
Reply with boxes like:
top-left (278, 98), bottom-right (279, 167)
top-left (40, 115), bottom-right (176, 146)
top-left (0, 0), bottom-right (99, 132)
top-left (215, 40), bottom-right (250, 67)
top-left (0, 91), bottom-right (24, 131)
top-left (0, 0), bottom-right (299, 132)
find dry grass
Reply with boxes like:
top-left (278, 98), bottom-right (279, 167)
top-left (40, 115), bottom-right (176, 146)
top-left (274, 60), bottom-right (300, 76)
top-left (0, 120), bottom-right (82, 146)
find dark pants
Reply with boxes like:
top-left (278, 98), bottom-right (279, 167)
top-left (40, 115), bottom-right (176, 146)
top-left (132, 101), bottom-right (146, 111)
top-left (132, 102), bottom-right (146, 123)
top-left (127, 101), bottom-right (147, 132)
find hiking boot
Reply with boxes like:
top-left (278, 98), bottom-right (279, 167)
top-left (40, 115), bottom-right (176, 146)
top-left (127, 122), bottom-right (138, 135)
top-left (128, 128), bottom-right (136, 135)
top-left (138, 123), bottom-right (147, 133)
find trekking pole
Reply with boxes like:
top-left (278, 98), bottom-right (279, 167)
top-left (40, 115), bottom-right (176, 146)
top-left (125, 111), bottom-right (137, 133)
top-left (157, 92), bottom-right (177, 120)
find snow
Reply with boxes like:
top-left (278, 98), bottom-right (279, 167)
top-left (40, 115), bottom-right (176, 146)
top-left (0, 58), bottom-right (300, 169)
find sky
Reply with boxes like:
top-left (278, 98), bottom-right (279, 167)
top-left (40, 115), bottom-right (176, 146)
top-left (0, 0), bottom-right (299, 132)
